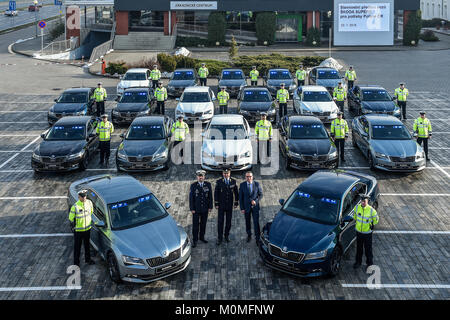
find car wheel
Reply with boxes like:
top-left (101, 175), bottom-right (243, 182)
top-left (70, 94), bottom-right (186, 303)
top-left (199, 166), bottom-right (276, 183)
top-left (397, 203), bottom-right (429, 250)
top-left (327, 246), bottom-right (343, 277)
top-left (79, 152), bottom-right (89, 171)
top-left (107, 252), bottom-right (122, 284)
top-left (285, 157), bottom-right (292, 170)
top-left (162, 160), bottom-right (170, 171)
top-left (368, 153), bottom-right (376, 171)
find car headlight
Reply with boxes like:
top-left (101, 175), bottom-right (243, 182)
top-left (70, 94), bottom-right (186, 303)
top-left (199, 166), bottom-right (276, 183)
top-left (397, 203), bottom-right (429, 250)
top-left (239, 151), bottom-right (251, 159)
top-left (393, 107), bottom-right (400, 114)
top-left (305, 249), bottom-right (328, 260)
top-left (240, 109), bottom-right (249, 115)
top-left (289, 84), bottom-right (297, 90)
top-left (329, 150), bottom-right (338, 159)
top-left (74, 109), bottom-right (87, 116)
top-left (153, 145), bottom-right (168, 161)
top-left (175, 108), bottom-right (184, 116)
top-left (112, 109), bottom-right (120, 115)
top-left (181, 237), bottom-right (190, 255)
top-left (137, 109), bottom-right (149, 115)
top-left (416, 151), bottom-right (425, 160)
top-left (68, 151), bottom-right (84, 160)
top-left (260, 231), bottom-right (269, 247)
top-left (122, 255), bottom-right (145, 266)
top-left (375, 152), bottom-right (389, 160)
top-left (300, 107), bottom-right (313, 115)
top-left (202, 150), bottom-right (213, 158)
top-left (168, 86), bottom-right (175, 90)
top-left (117, 150), bottom-right (127, 160)
top-left (268, 108), bottom-right (276, 114)
top-left (32, 152), bottom-right (41, 161)
top-left (331, 108), bottom-right (339, 114)
top-left (48, 109), bottom-right (55, 116)
top-left (204, 109), bottom-right (212, 115)
top-left (288, 150), bottom-right (301, 158)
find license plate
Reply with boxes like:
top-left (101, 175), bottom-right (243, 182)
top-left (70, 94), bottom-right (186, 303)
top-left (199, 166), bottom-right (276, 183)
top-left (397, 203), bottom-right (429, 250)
top-left (134, 164), bottom-right (146, 168)
top-left (124, 117), bottom-right (132, 121)
top-left (395, 163), bottom-right (409, 167)
top-left (47, 165), bottom-right (58, 169)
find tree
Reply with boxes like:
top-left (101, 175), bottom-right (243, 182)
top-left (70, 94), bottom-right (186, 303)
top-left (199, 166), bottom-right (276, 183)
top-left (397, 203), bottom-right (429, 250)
top-left (229, 35), bottom-right (238, 59)
top-left (306, 27), bottom-right (321, 46)
top-left (403, 10), bottom-right (422, 46)
top-left (255, 12), bottom-right (276, 45)
top-left (208, 12), bottom-right (226, 46)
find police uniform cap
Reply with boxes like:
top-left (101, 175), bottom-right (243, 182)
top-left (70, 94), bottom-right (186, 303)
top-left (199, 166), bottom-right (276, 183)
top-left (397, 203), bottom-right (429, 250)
top-left (360, 194), bottom-right (370, 200)
top-left (221, 86), bottom-right (226, 89)
top-left (260, 112), bottom-right (268, 116)
top-left (158, 81), bottom-right (163, 85)
top-left (101, 114), bottom-right (108, 118)
top-left (399, 82), bottom-right (404, 85)
top-left (201, 63), bottom-right (206, 66)
top-left (338, 81), bottom-right (342, 84)
top-left (196, 170), bottom-right (206, 176)
top-left (97, 82), bottom-right (102, 85)
top-left (252, 66), bottom-right (256, 68)
top-left (78, 189), bottom-right (88, 197)
top-left (420, 111), bottom-right (426, 115)
top-left (222, 169), bottom-right (231, 173)
top-left (337, 111), bottom-right (343, 115)
top-left (177, 114), bottom-right (184, 119)
top-left (280, 83), bottom-right (285, 86)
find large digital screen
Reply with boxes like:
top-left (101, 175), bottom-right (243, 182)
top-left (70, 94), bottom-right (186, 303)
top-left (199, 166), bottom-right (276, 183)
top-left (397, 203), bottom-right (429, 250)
top-left (338, 3), bottom-right (390, 32)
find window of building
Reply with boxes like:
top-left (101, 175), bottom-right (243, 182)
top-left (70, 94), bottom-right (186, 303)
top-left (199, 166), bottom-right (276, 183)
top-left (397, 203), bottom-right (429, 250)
top-left (129, 11), bottom-right (164, 30)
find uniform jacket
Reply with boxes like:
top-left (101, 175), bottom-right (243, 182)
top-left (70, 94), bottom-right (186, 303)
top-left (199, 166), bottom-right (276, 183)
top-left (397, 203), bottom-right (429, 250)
top-left (189, 181), bottom-right (213, 213)
top-left (239, 181), bottom-right (263, 212)
top-left (214, 178), bottom-right (239, 209)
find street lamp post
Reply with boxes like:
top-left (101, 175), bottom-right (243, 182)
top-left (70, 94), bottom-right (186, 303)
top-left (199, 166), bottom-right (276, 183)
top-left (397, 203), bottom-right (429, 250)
top-left (327, 11), bottom-right (333, 57)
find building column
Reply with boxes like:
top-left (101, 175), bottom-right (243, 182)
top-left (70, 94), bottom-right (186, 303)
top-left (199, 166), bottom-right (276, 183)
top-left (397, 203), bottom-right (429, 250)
top-left (315, 11), bottom-right (321, 29)
top-left (164, 11), bottom-right (177, 35)
top-left (306, 11), bottom-right (313, 30)
top-left (116, 11), bottom-right (129, 35)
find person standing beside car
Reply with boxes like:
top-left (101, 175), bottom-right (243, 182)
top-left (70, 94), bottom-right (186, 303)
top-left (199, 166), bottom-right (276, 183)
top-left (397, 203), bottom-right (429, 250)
top-left (345, 66), bottom-right (357, 90)
top-left (333, 81), bottom-right (347, 114)
top-left (276, 83), bottom-right (289, 120)
top-left (330, 111), bottom-right (349, 163)
top-left (249, 66), bottom-right (259, 86)
top-left (150, 65), bottom-right (161, 89)
top-left (295, 64), bottom-right (307, 87)
top-left (394, 82), bottom-right (409, 121)
top-left (217, 87), bottom-right (230, 114)
top-left (413, 111), bottom-right (432, 161)
top-left (255, 112), bottom-right (273, 163)
top-left (198, 63), bottom-right (209, 86)
top-left (96, 114), bottom-right (114, 167)
top-left (93, 82), bottom-right (107, 117)
top-left (154, 81), bottom-right (168, 115)
top-left (171, 115), bottom-right (189, 163)
top-left (239, 172), bottom-right (263, 244)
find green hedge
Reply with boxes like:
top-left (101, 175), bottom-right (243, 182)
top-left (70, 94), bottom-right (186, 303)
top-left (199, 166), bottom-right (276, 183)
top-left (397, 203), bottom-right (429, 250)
top-left (403, 11), bottom-right (422, 46)
top-left (207, 12), bottom-right (227, 46)
top-left (420, 30), bottom-right (439, 41)
top-left (175, 36), bottom-right (210, 47)
top-left (157, 53), bottom-right (232, 76)
top-left (255, 12), bottom-right (276, 45)
top-left (105, 61), bottom-right (128, 75)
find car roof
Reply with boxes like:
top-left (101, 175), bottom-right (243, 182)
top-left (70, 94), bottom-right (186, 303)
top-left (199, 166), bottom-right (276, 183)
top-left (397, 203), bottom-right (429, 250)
top-left (221, 68), bottom-right (244, 72)
top-left (364, 114), bottom-right (402, 125)
top-left (242, 87), bottom-right (269, 91)
top-left (174, 68), bottom-right (195, 72)
top-left (126, 68), bottom-right (149, 73)
top-left (315, 67), bottom-right (338, 71)
top-left (268, 68), bottom-right (291, 72)
top-left (63, 88), bottom-right (91, 93)
top-left (131, 115), bottom-right (166, 125)
top-left (183, 86), bottom-right (210, 92)
top-left (123, 87), bottom-right (150, 92)
top-left (88, 175), bottom-right (151, 204)
top-left (358, 85), bottom-right (386, 90)
top-left (54, 116), bottom-right (91, 125)
top-left (298, 171), bottom-right (360, 199)
top-left (300, 85), bottom-right (329, 92)
top-left (210, 114), bottom-right (244, 125)
top-left (289, 115), bottom-right (323, 125)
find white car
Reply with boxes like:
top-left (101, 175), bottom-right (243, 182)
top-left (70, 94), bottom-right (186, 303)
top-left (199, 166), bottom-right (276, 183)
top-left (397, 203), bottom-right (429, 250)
top-left (293, 85), bottom-right (340, 123)
top-left (4, 10), bottom-right (18, 16)
top-left (175, 86), bottom-right (215, 123)
top-left (116, 68), bottom-right (151, 96)
top-left (201, 114), bottom-right (253, 171)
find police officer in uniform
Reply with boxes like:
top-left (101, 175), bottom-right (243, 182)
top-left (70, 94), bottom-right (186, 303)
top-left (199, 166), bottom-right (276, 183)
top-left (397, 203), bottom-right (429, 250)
top-left (69, 190), bottom-right (95, 267)
top-left (96, 114), bottom-right (114, 167)
top-left (214, 169), bottom-right (239, 245)
top-left (93, 82), bottom-right (107, 117)
top-left (189, 170), bottom-right (213, 248)
top-left (154, 81), bottom-right (168, 115)
top-left (413, 111), bottom-right (432, 161)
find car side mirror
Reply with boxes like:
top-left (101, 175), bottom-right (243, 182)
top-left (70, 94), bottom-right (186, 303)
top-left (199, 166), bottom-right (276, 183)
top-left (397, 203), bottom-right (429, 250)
top-left (40, 133), bottom-right (46, 139)
top-left (164, 202), bottom-right (171, 210)
top-left (343, 215), bottom-right (353, 223)
top-left (88, 133), bottom-right (96, 138)
top-left (54, 98), bottom-right (58, 102)
top-left (212, 97), bottom-right (216, 101)
top-left (279, 199), bottom-right (285, 206)
top-left (95, 220), bottom-right (106, 228)
top-left (115, 97), bottom-right (120, 102)
top-left (280, 131), bottom-right (286, 136)
top-left (176, 98), bottom-right (180, 101)
top-left (120, 133), bottom-right (125, 138)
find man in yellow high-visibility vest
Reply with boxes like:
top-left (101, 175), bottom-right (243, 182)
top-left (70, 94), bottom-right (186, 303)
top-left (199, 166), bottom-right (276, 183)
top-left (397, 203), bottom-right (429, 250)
top-left (198, 63), bottom-right (209, 86)
top-left (276, 83), bottom-right (289, 120)
top-left (413, 111), bottom-right (432, 161)
top-left (295, 64), bottom-right (307, 87)
top-left (249, 66), bottom-right (259, 86)
top-left (93, 82), bottom-right (107, 117)
top-left (217, 87), bottom-right (230, 114)
top-left (345, 66), bottom-right (357, 90)
top-left (394, 82), bottom-right (409, 121)
top-left (330, 112), bottom-right (349, 163)
top-left (255, 112), bottom-right (273, 163)
top-left (171, 115), bottom-right (189, 164)
top-left (150, 65), bottom-right (161, 89)
top-left (154, 81), bottom-right (168, 115)
top-left (96, 114), bottom-right (114, 167)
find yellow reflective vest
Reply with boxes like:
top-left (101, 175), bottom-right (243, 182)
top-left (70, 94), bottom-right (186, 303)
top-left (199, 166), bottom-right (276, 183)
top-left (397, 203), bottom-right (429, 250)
top-left (171, 120), bottom-right (189, 141)
top-left (331, 118), bottom-right (349, 139)
top-left (276, 88), bottom-right (289, 103)
top-left (255, 119), bottom-right (273, 140)
top-left (352, 204), bottom-right (379, 234)
top-left (394, 87), bottom-right (409, 101)
top-left (217, 91), bottom-right (230, 105)
top-left (198, 67), bottom-right (209, 78)
top-left (345, 70), bottom-right (357, 81)
top-left (295, 69), bottom-right (307, 80)
top-left (93, 87), bottom-right (107, 102)
top-left (333, 86), bottom-right (347, 101)
top-left (69, 199), bottom-right (94, 232)
top-left (96, 120), bottom-right (114, 141)
top-left (155, 87), bottom-right (168, 101)
top-left (413, 117), bottom-right (432, 138)
top-left (150, 69), bottom-right (161, 80)
top-left (250, 69), bottom-right (259, 81)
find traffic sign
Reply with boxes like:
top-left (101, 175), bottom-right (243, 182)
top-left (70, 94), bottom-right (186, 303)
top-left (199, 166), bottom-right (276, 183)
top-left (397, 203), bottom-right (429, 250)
top-left (38, 21), bottom-right (46, 29)
top-left (9, 1), bottom-right (16, 11)
top-left (54, 0), bottom-right (63, 5)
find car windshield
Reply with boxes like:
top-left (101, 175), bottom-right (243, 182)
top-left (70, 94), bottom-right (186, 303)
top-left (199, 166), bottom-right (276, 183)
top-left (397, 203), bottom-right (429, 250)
top-left (45, 125), bottom-right (85, 140)
top-left (303, 91), bottom-right (332, 102)
top-left (222, 70), bottom-right (244, 79)
top-left (57, 92), bottom-right (88, 104)
top-left (181, 92), bottom-right (210, 102)
top-left (120, 91), bottom-right (148, 103)
top-left (207, 124), bottom-right (247, 140)
top-left (268, 70), bottom-right (292, 79)
top-left (108, 194), bottom-right (168, 230)
top-left (242, 90), bottom-right (271, 102)
top-left (126, 124), bottom-right (165, 140)
top-left (371, 124), bottom-right (411, 140)
top-left (317, 70), bottom-right (340, 79)
top-left (282, 190), bottom-right (340, 224)
top-left (123, 73), bottom-right (147, 81)
top-left (362, 90), bottom-right (391, 101)
top-left (172, 71), bottom-right (194, 80)
top-left (289, 123), bottom-right (328, 139)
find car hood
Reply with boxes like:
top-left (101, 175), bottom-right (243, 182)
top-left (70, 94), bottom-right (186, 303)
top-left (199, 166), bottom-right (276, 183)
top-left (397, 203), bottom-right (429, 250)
top-left (219, 79), bottom-right (246, 87)
top-left (288, 139), bottom-right (332, 155)
top-left (362, 101), bottom-right (396, 112)
top-left (370, 139), bottom-right (418, 157)
top-left (316, 79), bottom-right (341, 88)
top-left (168, 80), bottom-right (196, 87)
top-left (239, 101), bottom-right (274, 111)
top-left (37, 140), bottom-right (85, 156)
top-left (113, 215), bottom-right (181, 259)
top-left (269, 212), bottom-right (335, 253)
top-left (52, 103), bottom-right (87, 113)
top-left (116, 103), bottom-right (148, 112)
top-left (301, 101), bottom-right (337, 112)
top-left (177, 102), bottom-right (213, 113)
top-left (118, 80), bottom-right (149, 88)
top-left (203, 139), bottom-right (251, 156)
top-left (123, 139), bottom-right (165, 156)
top-left (267, 79), bottom-right (294, 87)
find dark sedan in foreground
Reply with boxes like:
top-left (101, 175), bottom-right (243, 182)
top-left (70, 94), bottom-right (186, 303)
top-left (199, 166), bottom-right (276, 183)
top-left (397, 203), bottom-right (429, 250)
top-left (67, 174), bottom-right (191, 283)
top-left (259, 170), bottom-right (379, 277)
top-left (111, 88), bottom-right (155, 125)
top-left (32, 116), bottom-right (99, 172)
top-left (237, 87), bottom-right (277, 122)
top-left (218, 68), bottom-right (247, 97)
top-left (167, 69), bottom-right (199, 97)
top-left (279, 116), bottom-right (338, 170)
top-left (116, 116), bottom-right (173, 172)
top-left (48, 88), bottom-right (96, 125)
top-left (348, 85), bottom-right (401, 118)
top-left (263, 69), bottom-right (297, 97)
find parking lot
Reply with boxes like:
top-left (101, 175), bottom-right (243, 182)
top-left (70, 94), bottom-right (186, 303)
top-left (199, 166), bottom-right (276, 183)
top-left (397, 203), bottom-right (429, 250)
top-left (0, 76), bottom-right (448, 299)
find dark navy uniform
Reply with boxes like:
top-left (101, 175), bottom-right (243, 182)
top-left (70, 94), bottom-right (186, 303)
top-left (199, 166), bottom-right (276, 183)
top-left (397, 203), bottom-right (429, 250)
top-left (189, 180), bottom-right (213, 244)
top-left (214, 177), bottom-right (238, 242)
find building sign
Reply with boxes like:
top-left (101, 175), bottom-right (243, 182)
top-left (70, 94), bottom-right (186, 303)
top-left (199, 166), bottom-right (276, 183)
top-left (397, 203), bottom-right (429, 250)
top-left (338, 2), bottom-right (390, 32)
top-left (170, 1), bottom-right (218, 10)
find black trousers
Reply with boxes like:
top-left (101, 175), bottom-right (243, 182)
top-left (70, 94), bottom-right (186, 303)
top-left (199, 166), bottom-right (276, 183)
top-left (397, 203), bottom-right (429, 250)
top-left (96, 101), bottom-right (105, 117)
top-left (251, 80), bottom-right (257, 86)
top-left (347, 80), bottom-right (354, 89)
top-left (417, 137), bottom-right (429, 158)
top-left (355, 232), bottom-right (373, 265)
top-left (219, 104), bottom-right (228, 114)
top-left (74, 229), bottom-right (91, 266)
top-left (192, 211), bottom-right (208, 242)
top-left (336, 100), bottom-right (345, 113)
top-left (297, 79), bottom-right (305, 87)
top-left (257, 140), bottom-right (271, 163)
top-left (152, 80), bottom-right (159, 89)
top-left (199, 78), bottom-right (207, 86)
top-left (99, 140), bottom-right (110, 164)
top-left (217, 207), bottom-right (233, 240)
top-left (398, 101), bottom-right (407, 119)
top-left (335, 138), bottom-right (345, 160)
top-left (156, 101), bottom-right (165, 115)
top-left (245, 208), bottom-right (260, 240)
top-left (279, 103), bottom-right (287, 119)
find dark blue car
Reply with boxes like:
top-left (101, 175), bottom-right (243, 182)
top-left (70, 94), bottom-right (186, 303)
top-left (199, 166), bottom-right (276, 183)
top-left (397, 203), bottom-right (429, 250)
top-left (259, 170), bottom-right (379, 277)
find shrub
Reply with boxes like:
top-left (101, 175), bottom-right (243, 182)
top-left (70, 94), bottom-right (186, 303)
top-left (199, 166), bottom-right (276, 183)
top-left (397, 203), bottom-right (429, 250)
top-left (255, 12), bottom-right (276, 45)
top-left (207, 12), bottom-right (226, 46)
top-left (105, 61), bottom-right (127, 75)
top-left (175, 36), bottom-right (209, 47)
top-left (229, 35), bottom-right (238, 59)
top-left (157, 53), bottom-right (176, 72)
top-left (49, 19), bottom-right (65, 41)
top-left (403, 11), bottom-right (422, 46)
top-left (419, 30), bottom-right (439, 41)
top-left (195, 59), bottom-right (232, 76)
top-left (173, 55), bottom-right (198, 69)
top-left (306, 27), bottom-right (321, 46)
top-left (126, 57), bottom-right (159, 70)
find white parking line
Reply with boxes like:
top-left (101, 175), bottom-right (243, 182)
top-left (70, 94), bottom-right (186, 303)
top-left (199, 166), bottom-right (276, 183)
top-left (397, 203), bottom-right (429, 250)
top-left (380, 193), bottom-right (450, 196)
top-left (0, 122), bottom-right (48, 124)
top-left (341, 284), bottom-right (450, 289)
top-left (430, 160), bottom-right (450, 179)
top-left (0, 196), bottom-right (68, 200)
top-left (0, 286), bottom-right (81, 292)
top-left (374, 230), bottom-right (450, 234)
top-left (0, 233), bottom-right (72, 238)
top-left (0, 111), bottom-right (47, 113)
top-left (0, 136), bottom-right (40, 170)
top-left (0, 101), bottom-right (55, 104)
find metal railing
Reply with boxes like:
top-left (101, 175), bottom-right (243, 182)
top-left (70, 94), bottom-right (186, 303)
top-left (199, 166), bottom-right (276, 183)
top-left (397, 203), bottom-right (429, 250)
top-left (89, 39), bottom-right (113, 63)
top-left (40, 36), bottom-right (79, 55)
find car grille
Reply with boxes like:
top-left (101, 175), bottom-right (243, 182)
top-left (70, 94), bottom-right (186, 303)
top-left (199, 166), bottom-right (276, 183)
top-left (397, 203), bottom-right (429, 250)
top-left (54, 113), bottom-right (73, 118)
top-left (147, 248), bottom-right (181, 267)
top-left (390, 156), bottom-right (415, 162)
top-left (214, 155), bottom-right (238, 163)
top-left (120, 112), bottom-right (138, 118)
top-left (302, 155), bottom-right (328, 162)
top-left (270, 244), bottom-right (304, 263)
top-left (41, 156), bottom-right (67, 163)
top-left (185, 112), bottom-right (203, 117)
top-left (127, 156), bottom-right (153, 162)
top-left (312, 111), bottom-right (331, 117)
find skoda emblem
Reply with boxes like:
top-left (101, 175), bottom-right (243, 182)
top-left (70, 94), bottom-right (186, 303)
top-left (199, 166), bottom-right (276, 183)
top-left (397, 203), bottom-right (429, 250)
top-left (282, 246), bottom-right (288, 252)
top-left (51, 155), bottom-right (55, 158)
top-left (162, 250), bottom-right (168, 257)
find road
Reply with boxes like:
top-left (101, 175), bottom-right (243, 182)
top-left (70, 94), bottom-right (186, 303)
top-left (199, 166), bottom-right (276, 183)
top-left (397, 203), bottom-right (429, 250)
top-left (0, 2), bottom-right (61, 32)
top-left (0, 24), bottom-right (448, 300)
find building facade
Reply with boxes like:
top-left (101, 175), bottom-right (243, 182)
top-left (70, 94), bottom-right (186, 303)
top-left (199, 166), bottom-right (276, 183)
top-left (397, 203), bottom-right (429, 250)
top-left (420, 0), bottom-right (449, 20)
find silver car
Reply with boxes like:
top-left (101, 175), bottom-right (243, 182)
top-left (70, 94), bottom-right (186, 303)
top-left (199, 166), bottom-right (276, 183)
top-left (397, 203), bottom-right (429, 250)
top-left (293, 85), bottom-right (340, 123)
top-left (67, 174), bottom-right (191, 283)
top-left (352, 114), bottom-right (426, 172)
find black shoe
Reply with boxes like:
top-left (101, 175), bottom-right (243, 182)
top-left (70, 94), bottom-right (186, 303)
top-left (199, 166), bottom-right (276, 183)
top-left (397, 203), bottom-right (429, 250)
top-left (200, 238), bottom-right (208, 244)
top-left (86, 260), bottom-right (95, 265)
top-left (99, 160), bottom-right (103, 165)
top-left (216, 239), bottom-right (222, 246)
top-left (341, 159), bottom-right (346, 162)
top-left (192, 242), bottom-right (197, 248)
top-left (426, 158), bottom-right (430, 161)
top-left (246, 235), bottom-right (251, 243)
top-left (225, 236), bottom-right (230, 243)
top-left (353, 262), bottom-right (361, 269)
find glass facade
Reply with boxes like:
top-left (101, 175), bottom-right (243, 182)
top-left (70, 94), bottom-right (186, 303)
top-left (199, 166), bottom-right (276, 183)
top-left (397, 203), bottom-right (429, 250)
top-left (129, 11), bottom-right (165, 30)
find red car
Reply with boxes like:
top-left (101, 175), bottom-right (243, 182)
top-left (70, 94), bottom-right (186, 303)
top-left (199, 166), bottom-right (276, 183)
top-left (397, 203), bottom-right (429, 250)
top-left (28, 5), bottom-right (39, 12)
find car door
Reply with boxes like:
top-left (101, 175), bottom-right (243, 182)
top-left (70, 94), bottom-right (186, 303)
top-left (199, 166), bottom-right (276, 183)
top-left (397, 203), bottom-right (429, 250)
top-left (87, 89), bottom-right (95, 113)
top-left (86, 119), bottom-right (98, 155)
top-left (339, 188), bottom-right (357, 251)
top-left (89, 192), bottom-right (112, 258)
top-left (87, 190), bottom-right (105, 256)
top-left (293, 88), bottom-right (301, 113)
top-left (279, 117), bottom-right (289, 156)
top-left (358, 117), bottom-right (370, 156)
top-left (309, 68), bottom-right (317, 85)
top-left (165, 117), bottom-right (174, 149)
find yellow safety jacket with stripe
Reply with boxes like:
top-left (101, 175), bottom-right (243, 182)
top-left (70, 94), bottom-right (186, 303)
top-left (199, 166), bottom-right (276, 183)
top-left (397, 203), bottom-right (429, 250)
top-left (155, 87), bottom-right (168, 101)
top-left (198, 67), bottom-right (209, 78)
top-left (345, 70), bottom-right (357, 81)
top-left (413, 117), bottom-right (432, 138)
top-left (352, 204), bottom-right (379, 234)
top-left (250, 70), bottom-right (259, 81)
top-left (331, 118), bottom-right (349, 139)
top-left (333, 86), bottom-right (347, 101)
top-left (276, 88), bottom-right (289, 103)
top-left (255, 119), bottom-right (273, 140)
top-left (150, 69), bottom-right (161, 80)
top-left (69, 199), bottom-right (93, 232)
top-left (93, 87), bottom-right (107, 102)
top-left (295, 69), bottom-right (307, 80)
top-left (394, 87), bottom-right (409, 101)
top-left (217, 91), bottom-right (230, 105)
top-left (96, 121), bottom-right (114, 141)
top-left (171, 120), bottom-right (189, 141)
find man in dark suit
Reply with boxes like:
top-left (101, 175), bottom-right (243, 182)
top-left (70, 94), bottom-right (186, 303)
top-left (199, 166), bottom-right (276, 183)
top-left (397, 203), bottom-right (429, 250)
top-left (214, 169), bottom-right (239, 245)
top-left (189, 170), bottom-right (213, 248)
top-left (239, 171), bottom-right (263, 244)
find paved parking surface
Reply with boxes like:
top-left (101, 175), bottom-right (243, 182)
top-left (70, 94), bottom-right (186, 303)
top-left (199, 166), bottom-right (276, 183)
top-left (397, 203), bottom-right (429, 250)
top-left (0, 83), bottom-right (448, 300)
